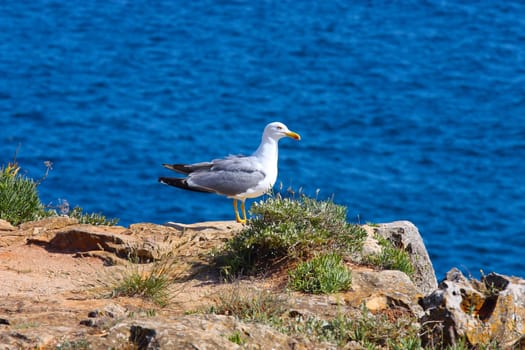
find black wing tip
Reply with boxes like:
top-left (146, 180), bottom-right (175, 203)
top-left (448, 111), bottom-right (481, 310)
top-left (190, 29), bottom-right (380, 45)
top-left (158, 177), bottom-right (213, 194)
top-left (162, 163), bottom-right (176, 170)
top-left (163, 163), bottom-right (193, 174)
top-left (158, 177), bottom-right (182, 185)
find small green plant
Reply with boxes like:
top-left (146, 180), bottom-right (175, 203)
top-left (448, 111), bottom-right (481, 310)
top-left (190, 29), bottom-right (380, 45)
top-left (55, 338), bottom-right (91, 350)
top-left (215, 193), bottom-right (366, 277)
top-left (365, 235), bottom-right (415, 277)
top-left (110, 255), bottom-right (178, 307)
top-left (443, 337), bottom-right (471, 350)
top-left (421, 318), bottom-right (502, 350)
top-left (144, 308), bottom-right (157, 317)
top-left (227, 330), bottom-right (246, 345)
top-left (282, 304), bottom-right (420, 348)
top-left (0, 161), bottom-right (50, 225)
top-left (390, 335), bottom-right (422, 350)
top-left (112, 269), bottom-right (170, 306)
top-left (0, 159), bottom-right (118, 226)
top-left (68, 206), bottom-right (119, 226)
top-left (208, 287), bottom-right (286, 324)
top-left (288, 252), bottom-right (351, 294)
top-left (13, 320), bottom-right (40, 329)
top-left (209, 287), bottom-right (425, 349)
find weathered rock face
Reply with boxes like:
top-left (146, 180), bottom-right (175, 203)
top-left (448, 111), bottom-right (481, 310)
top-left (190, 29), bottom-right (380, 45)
top-left (90, 314), bottom-right (311, 350)
top-left (6, 217), bottom-right (521, 348)
top-left (0, 218), bottom-right (22, 247)
top-left (23, 218), bottom-right (241, 265)
top-left (348, 269), bottom-right (424, 317)
top-left (371, 221), bottom-right (438, 295)
top-left (0, 219), bottom-right (15, 231)
top-left (420, 268), bottom-right (525, 349)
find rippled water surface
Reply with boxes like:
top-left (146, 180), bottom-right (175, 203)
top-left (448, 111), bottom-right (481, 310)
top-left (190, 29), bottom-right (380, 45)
top-left (1, 1), bottom-right (524, 279)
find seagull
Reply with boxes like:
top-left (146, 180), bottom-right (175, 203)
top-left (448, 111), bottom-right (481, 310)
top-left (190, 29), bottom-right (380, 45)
top-left (159, 121), bottom-right (301, 224)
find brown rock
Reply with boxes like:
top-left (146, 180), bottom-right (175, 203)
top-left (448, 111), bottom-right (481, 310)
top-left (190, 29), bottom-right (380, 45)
top-left (420, 268), bottom-right (525, 348)
top-left (0, 219), bottom-right (15, 231)
top-left (346, 269), bottom-right (424, 316)
top-left (22, 220), bottom-right (240, 265)
top-left (80, 303), bottom-right (127, 328)
top-left (2, 217), bottom-right (81, 248)
top-left (0, 219), bottom-right (22, 247)
top-left (360, 226), bottom-right (382, 257)
top-left (26, 224), bottom-right (136, 263)
top-left (125, 221), bottom-right (240, 261)
top-left (45, 225), bottom-right (130, 252)
top-left (0, 242), bottom-right (111, 349)
top-left (96, 314), bottom-right (303, 349)
top-left (370, 221), bottom-right (438, 295)
top-left (19, 216), bottom-right (79, 231)
top-left (0, 217), bottom-right (479, 349)
top-left (0, 219), bottom-right (247, 348)
top-left (1, 216), bottom-right (79, 248)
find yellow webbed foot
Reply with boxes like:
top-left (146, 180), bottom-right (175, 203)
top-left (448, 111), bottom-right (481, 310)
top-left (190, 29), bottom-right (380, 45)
top-left (233, 199), bottom-right (248, 225)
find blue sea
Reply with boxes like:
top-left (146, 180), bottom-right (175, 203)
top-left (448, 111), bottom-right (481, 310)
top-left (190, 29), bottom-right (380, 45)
top-left (1, 1), bottom-right (524, 280)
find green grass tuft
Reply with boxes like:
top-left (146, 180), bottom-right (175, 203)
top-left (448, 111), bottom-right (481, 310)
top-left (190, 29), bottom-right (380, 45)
top-left (1, 160), bottom-right (119, 226)
top-left (215, 193), bottom-right (367, 277)
top-left (227, 331), bottom-right (246, 345)
top-left (110, 256), bottom-right (178, 307)
top-left (0, 162), bottom-right (50, 225)
top-left (288, 252), bottom-right (351, 294)
top-left (206, 290), bottom-right (424, 348)
top-left (68, 206), bottom-right (119, 226)
top-left (208, 287), bottom-right (286, 324)
top-left (365, 235), bottom-right (415, 277)
top-left (112, 271), bottom-right (171, 307)
top-left (282, 305), bottom-right (420, 349)
top-left (55, 338), bottom-right (91, 350)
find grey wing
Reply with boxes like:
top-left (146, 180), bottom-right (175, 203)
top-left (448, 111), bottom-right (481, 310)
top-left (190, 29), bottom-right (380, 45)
top-left (187, 157), bottom-right (265, 196)
top-left (187, 170), bottom-right (265, 196)
top-left (163, 155), bottom-right (246, 174)
top-left (210, 155), bottom-right (259, 172)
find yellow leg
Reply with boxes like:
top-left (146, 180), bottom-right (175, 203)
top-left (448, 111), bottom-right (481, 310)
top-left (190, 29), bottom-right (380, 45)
top-left (241, 200), bottom-right (247, 224)
top-left (233, 199), bottom-right (246, 224)
top-left (233, 199), bottom-right (247, 224)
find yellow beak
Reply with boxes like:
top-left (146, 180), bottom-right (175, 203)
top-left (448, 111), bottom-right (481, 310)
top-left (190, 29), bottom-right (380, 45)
top-left (285, 131), bottom-right (301, 140)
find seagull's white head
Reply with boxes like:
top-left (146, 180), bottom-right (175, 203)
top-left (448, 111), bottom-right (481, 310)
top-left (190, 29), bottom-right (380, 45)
top-left (263, 122), bottom-right (301, 141)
